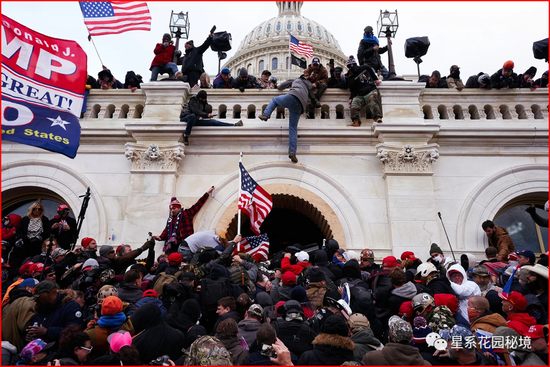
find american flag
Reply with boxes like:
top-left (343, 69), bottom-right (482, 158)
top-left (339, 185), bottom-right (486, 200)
top-left (289, 34), bottom-right (313, 58)
top-left (79, 1), bottom-right (151, 36)
top-left (236, 233), bottom-right (270, 262)
top-left (239, 162), bottom-right (273, 235)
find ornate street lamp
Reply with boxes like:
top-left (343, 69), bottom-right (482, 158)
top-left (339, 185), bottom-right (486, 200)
top-left (377, 9), bottom-right (400, 80)
top-left (169, 11), bottom-right (190, 62)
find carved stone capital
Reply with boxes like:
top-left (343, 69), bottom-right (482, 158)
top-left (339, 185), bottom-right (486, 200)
top-left (125, 143), bottom-right (184, 174)
top-left (376, 144), bottom-right (439, 176)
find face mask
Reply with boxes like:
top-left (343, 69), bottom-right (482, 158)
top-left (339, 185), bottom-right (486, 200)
top-left (433, 255), bottom-right (442, 264)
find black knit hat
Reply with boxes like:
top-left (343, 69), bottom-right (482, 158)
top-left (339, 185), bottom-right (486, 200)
top-left (322, 315), bottom-right (349, 337)
top-left (196, 90), bottom-right (208, 100)
top-left (308, 266), bottom-right (325, 282)
top-left (524, 66), bottom-right (537, 77)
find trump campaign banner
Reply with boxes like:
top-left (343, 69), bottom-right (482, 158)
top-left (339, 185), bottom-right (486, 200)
top-left (1, 14), bottom-right (87, 158)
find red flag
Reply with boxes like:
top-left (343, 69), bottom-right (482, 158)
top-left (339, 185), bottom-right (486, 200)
top-left (238, 162), bottom-right (273, 235)
top-left (79, 1), bottom-right (151, 36)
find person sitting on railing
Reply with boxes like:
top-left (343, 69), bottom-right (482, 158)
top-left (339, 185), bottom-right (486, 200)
top-left (345, 55), bottom-right (382, 127)
top-left (233, 68), bottom-right (261, 92)
top-left (490, 60), bottom-right (519, 89)
top-left (258, 70), bottom-right (272, 89)
top-left (303, 57), bottom-right (328, 118)
top-left (328, 66), bottom-right (347, 89)
top-left (446, 65), bottom-right (464, 91)
top-left (518, 66), bottom-right (537, 90)
top-left (150, 33), bottom-right (181, 82)
top-left (179, 90), bottom-right (243, 146)
top-left (465, 72), bottom-right (492, 89)
top-left (213, 68), bottom-right (234, 89)
top-left (418, 70), bottom-right (448, 88)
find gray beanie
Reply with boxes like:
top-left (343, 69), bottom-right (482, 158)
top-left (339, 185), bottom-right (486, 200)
top-left (99, 245), bottom-right (114, 257)
top-left (239, 68), bottom-right (248, 78)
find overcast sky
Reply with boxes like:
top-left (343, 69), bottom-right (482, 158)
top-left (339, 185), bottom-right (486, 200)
top-left (2, 1), bottom-right (548, 82)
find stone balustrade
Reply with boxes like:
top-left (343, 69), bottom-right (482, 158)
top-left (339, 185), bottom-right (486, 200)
top-left (83, 82), bottom-right (548, 125)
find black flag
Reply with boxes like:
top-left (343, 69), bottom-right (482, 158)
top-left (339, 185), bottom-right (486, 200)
top-left (291, 54), bottom-right (306, 69)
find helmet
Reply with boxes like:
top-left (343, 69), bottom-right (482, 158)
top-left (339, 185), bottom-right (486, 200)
top-left (325, 239), bottom-right (339, 251)
top-left (411, 293), bottom-right (435, 314)
top-left (277, 300), bottom-right (304, 322)
top-left (361, 249), bottom-right (375, 260)
top-left (416, 262), bottom-right (438, 277)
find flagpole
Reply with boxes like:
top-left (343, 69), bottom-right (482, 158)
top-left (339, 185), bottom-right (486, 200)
top-left (237, 152), bottom-right (243, 251)
top-left (77, 4), bottom-right (104, 66)
top-left (288, 32), bottom-right (291, 78)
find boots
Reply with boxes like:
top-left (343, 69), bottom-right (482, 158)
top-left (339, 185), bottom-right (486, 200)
top-left (348, 118), bottom-right (361, 127)
top-left (288, 154), bottom-right (298, 163)
top-left (234, 120), bottom-right (243, 126)
top-left (374, 116), bottom-right (383, 123)
top-left (258, 114), bottom-right (269, 121)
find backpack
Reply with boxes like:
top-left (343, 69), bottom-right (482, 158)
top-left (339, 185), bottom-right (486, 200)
top-left (184, 335), bottom-right (233, 366)
top-left (427, 305), bottom-right (456, 333)
top-left (199, 277), bottom-right (233, 310)
top-left (227, 263), bottom-right (256, 293)
top-left (297, 266), bottom-right (337, 291)
top-left (153, 272), bottom-right (179, 296)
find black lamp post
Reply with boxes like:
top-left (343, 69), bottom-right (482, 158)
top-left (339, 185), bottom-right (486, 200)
top-left (169, 11), bottom-right (190, 63)
top-left (377, 9), bottom-right (400, 80)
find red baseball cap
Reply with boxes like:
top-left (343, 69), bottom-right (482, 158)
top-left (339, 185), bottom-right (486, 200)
top-left (282, 271), bottom-right (297, 285)
top-left (142, 289), bottom-right (158, 299)
top-left (525, 325), bottom-right (544, 339)
top-left (29, 263), bottom-right (44, 275)
top-left (168, 252), bottom-right (183, 265)
top-left (382, 256), bottom-right (398, 268)
top-left (401, 251), bottom-right (419, 261)
top-left (499, 291), bottom-right (527, 311)
top-left (20, 261), bottom-right (34, 275)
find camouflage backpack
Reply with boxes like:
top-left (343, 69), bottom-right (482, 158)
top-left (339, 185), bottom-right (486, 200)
top-left (227, 262), bottom-right (256, 293)
top-left (426, 305), bottom-right (456, 333)
top-left (184, 335), bottom-right (233, 366)
top-left (181, 263), bottom-right (205, 283)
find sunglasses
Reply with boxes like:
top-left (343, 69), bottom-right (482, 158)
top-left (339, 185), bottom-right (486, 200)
top-left (80, 346), bottom-right (93, 352)
top-left (33, 208), bottom-right (43, 211)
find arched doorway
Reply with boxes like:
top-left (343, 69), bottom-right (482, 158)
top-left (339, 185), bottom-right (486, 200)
top-left (225, 194), bottom-right (333, 255)
top-left (2, 186), bottom-right (75, 220)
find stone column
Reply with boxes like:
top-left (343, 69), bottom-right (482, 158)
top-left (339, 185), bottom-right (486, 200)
top-left (374, 119), bottom-right (443, 260)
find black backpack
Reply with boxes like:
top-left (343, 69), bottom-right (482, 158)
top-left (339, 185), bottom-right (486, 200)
top-left (200, 277), bottom-right (232, 310)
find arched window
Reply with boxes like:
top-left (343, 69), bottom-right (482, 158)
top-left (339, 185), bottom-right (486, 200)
top-left (256, 27), bottom-right (262, 37)
top-left (276, 22), bottom-right (281, 31)
top-left (307, 24), bottom-right (312, 33)
top-left (286, 21), bottom-right (292, 31)
top-left (266, 24), bottom-right (271, 34)
top-left (272, 58), bottom-right (278, 70)
top-left (259, 60), bottom-right (265, 72)
top-left (1, 187), bottom-right (74, 222)
top-left (297, 22), bottom-right (302, 31)
top-left (316, 27), bottom-right (321, 36)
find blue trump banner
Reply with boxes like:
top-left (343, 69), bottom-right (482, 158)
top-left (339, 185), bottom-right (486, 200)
top-left (1, 14), bottom-right (87, 158)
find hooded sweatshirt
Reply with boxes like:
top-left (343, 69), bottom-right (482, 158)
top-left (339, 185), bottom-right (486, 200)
top-left (389, 281), bottom-right (418, 316)
top-left (446, 264), bottom-right (481, 323)
top-left (506, 312), bottom-right (537, 336)
top-left (350, 328), bottom-right (382, 363)
top-left (362, 342), bottom-right (431, 365)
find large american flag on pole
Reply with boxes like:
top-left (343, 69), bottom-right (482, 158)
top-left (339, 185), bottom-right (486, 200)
top-left (79, 1), bottom-right (152, 36)
top-left (239, 162), bottom-right (273, 235)
top-left (235, 233), bottom-right (270, 262)
top-left (289, 34), bottom-right (313, 58)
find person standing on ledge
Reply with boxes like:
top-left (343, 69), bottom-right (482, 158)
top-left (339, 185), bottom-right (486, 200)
top-left (153, 187), bottom-right (214, 254)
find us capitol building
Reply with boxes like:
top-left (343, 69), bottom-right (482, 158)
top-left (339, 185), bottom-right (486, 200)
top-left (2, 1), bottom-right (548, 261)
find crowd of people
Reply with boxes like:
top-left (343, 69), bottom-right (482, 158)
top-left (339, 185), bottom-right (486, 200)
top-left (1, 194), bottom-right (548, 366)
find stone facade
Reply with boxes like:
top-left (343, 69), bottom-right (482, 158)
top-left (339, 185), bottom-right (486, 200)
top-left (2, 82), bottom-right (547, 261)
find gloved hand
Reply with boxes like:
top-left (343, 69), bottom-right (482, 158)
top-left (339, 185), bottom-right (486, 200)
top-left (141, 239), bottom-right (155, 251)
top-left (174, 50), bottom-right (182, 58)
top-left (15, 238), bottom-right (24, 248)
top-left (239, 86), bottom-right (245, 93)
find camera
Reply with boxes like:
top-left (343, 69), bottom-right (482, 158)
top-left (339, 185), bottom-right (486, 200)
top-left (150, 355), bottom-right (171, 366)
top-left (260, 344), bottom-right (277, 359)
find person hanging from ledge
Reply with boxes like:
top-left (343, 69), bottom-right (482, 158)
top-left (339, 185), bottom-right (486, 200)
top-left (153, 187), bottom-right (214, 254)
top-left (180, 90), bottom-right (243, 146)
top-left (345, 55), bottom-right (383, 127)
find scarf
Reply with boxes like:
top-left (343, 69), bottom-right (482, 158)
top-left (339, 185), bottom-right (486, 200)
top-left (97, 312), bottom-right (127, 329)
top-left (27, 218), bottom-right (43, 238)
top-left (363, 33), bottom-right (379, 45)
top-left (163, 212), bottom-right (182, 252)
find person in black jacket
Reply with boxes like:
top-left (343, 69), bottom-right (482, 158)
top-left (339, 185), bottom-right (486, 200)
top-left (49, 204), bottom-right (76, 250)
top-left (491, 60), bottom-right (520, 89)
top-left (418, 70), bottom-right (448, 88)
top-left (357, 26), bottom-right (390, 80)
top-left (233, 68), bottom-right (261, 91)
top-left (327, 66), bottom-right (347, 89)
top-left (345, 55), bottom-right (382, 126)
top-left (180, 90), bottom-right (243, 146)
top-left (519, 66), bottom-right (537, 89)
top-left (272, 300), bottom-right (318, 358)
top-left (15, 201), bottom-right (51, 265)
top-left (465, 72), bottom-right (492, 89)
top-left (179, 31), bottom-right (214, 88)
top-left (131, 302), bottom-right (186, 364)
top-left (123, 71), bottom-right (142, 92)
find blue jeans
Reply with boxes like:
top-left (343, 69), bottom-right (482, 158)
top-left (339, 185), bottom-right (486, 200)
top-left (263, 94), bottom-right (302, 155)
top-left (150, 63), bottom-right (178, 81)
top-left (181, 114), bottom-right (235, 136)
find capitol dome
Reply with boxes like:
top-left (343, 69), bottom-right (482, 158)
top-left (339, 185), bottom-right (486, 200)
top-left (223, 1), bottom-right (348, 82)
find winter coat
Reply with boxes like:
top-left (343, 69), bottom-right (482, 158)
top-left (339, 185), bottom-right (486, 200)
top-left (96, 69), bottom-right (123, 89)
top-left (307, 281), bottom-right (329, 310)
top-left (277, 77), bottom-right (315, 114)
top-left (418, 75), bottom-right (448, 88)
top-left (446, 264), bottom-right (481, 323)
top-left (346, 64), bottom-right (379, 100)
top-left (388, 281), bottom-right (418, 316)
top-left (116, 283), bottom-right (143, 304)
top-left (487, 226), bottom-right (515, 262)
top-left (362, 342), bottom-right (432, 365)
top-left (465, 74), bottom-right (493, 89)
top-left (213, 74), bottom-right (234, 89)
top-left (298, 333), bottom-right (356, 366)
top-left (85, 315), bottom-right (134, 360)
top-left (312, 250), bottom-right (336, 280)
top-left (470, 311), bottom-right (507, 334)
top-left (490, 68), bottom-right (520, 89)
top-left (211, 310), bottom-right (242, 336)
top-left (16, 216), bottom-right (50, 256)
top-left (31, 293), bottom-right (83, 342)
top-left (2, 341), bottom-right (19, 366)
top-left (232, 75), bottom-right (261, 90)
top-left (506, 312), bottom-right (537, 336)
top-left (350, 328), bottom-right (382, 363)
top-left (131, 302), bottom-right (186, 364)
top-left (180, 36), bottom-right (212, 74)
top-left (237, 318), bottom-right (261, 348)
top-left (371, 270), bottom-right (394, 319)
top-left (123, 71), bottom-right (142, 89)
top-left (150, 42), bottom-right (175, 69)
top-left (303, 64), bottom-right (329, 85)
top-left (180, 95), bottom-right (210, 119)
top-left (272, 319), bottom-right (317, 357)
top-left (48, 216), bottom-right (77, 250)
top-left (217, 334), bottom-right (249, 365)
top-left (165, 298), bottom-right (201, 335)
top-left (135, 297), bottom-right (166, 318)
top-left (1, 289), bottom-right (35, 351)
top-left (281, 257), bottom-right (311, 275)
top-left (357, 39), bottom-right (387, 71)
top-left (427, 275), bottom-right (456, 296)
